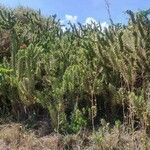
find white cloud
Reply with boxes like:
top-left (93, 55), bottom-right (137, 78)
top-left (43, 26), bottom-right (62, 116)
top-left (85, 17), bottom-right (109, 30)
top-left (60, 20), bottom-right (65, 24)
top-left (60, 14), bottom-right (78, 32)
top-left (65, 14), bottom-right (78, 23)
top-left (101, 22), bottom-right (109, 29)
top-left (85, 17), bottom-right (98, 24)
top-left (60, 15), bottom-right (109, 32)
top-left (61, 26), bottom-right (67, 32)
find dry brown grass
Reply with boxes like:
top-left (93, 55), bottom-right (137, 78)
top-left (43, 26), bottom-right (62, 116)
top-left (0, 122), bottom-right (150, 150)
top-left (87, 126), bottom-right (150, 150)
top-left (0, 123), bottom-right (64, 150)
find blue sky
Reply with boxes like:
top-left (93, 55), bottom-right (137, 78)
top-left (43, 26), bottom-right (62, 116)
top-left (1, 0), bottom-right (150, 25)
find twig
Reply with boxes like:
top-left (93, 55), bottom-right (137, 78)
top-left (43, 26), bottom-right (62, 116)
top-left (104, 0), bottom-right (114, 25)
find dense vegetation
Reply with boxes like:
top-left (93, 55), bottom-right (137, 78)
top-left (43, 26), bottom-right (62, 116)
top-left (1, 6), bottom-right (150, 137)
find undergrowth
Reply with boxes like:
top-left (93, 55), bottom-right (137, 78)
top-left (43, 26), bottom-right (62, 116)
top-left (0, 6), bottom-right (150, 145)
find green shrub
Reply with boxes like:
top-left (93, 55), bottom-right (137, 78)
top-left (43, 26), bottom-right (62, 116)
top-left (1, 6), bottom-right (150, 133)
